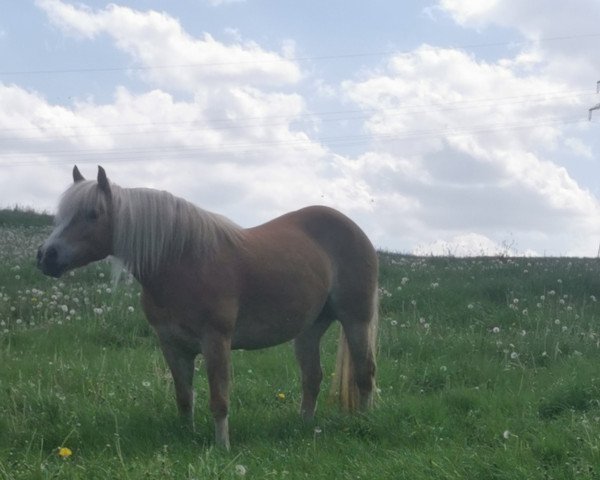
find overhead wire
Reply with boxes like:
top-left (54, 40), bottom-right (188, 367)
top-left (0, 89), bottom-right (594, 143)
top-left (0, 115), bottom-right (589, 167)
top-left (1, 32), bottom-right (600, 76)
top-left (1, 31), bottom-right (598, 167)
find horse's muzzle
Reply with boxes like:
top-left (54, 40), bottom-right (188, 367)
top-left (37, 245), bottom-right (66, 278)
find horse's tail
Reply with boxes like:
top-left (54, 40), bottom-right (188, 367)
top-left (330, 288), bottom-right (379, 411)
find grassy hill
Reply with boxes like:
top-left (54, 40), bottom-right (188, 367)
top-left (0, 207), bottom-right (53, 227)
top-left (1, 220), bottom-right (600, 479)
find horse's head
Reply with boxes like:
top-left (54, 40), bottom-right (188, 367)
top-left (37, 166), bottom-right (114, 278)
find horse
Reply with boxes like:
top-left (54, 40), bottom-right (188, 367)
top-left (37, 165), bottom-right (379, 449)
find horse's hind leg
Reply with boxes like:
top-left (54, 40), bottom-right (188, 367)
top-left (294, 314), bottom-right (333, 421)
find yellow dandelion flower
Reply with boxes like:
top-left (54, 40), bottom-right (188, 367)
top-left (58, 447), bottom-right (73, 459)
top-left (276, 391), bottom-right (286, 401)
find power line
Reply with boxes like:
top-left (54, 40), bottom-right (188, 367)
top-left (0, 89), bottom-right (593, 142)
top-left (0, 115), bottom-right (587, 167)
top-left (2, 32), bottom-right (600, 76)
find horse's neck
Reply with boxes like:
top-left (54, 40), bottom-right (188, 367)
top-left (112, 187), bottom-right (242, 279)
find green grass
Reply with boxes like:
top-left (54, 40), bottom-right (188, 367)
top-left (2, 226), bottom-right (600, 478)
top-left (0, 208), bottom-right (52, 228)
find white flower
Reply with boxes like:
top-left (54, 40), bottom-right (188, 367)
top-left (128, 306), bottom-right (134, 313)
top-left (234, 465), bottom-right (247, 476)
top-left (510, 352), bottom-right (518, 360)
top-left (503, 430), bottom-right (511, 439)
top-left (492, 326), bottom-right (500, 334)
top-left (142, 381), bottom-right (151, 387)
top-left (93, 308), bottom-right (103, 315)
top-left (60, 305), bottom-right (68, 313)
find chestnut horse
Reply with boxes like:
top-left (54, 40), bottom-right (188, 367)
top-left (37, 166), bottom-right (379, 449)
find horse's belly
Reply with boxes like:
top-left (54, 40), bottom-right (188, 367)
top-left (232, 296), bottom-right (327, 350)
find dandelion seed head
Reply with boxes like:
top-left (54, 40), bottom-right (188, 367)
top-left (234, 465), bottom-right (247, 476)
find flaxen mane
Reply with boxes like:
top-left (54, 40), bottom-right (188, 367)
top-left (59, 180), bottom-right (244, 278)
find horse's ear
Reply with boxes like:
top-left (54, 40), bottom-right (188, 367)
top-left (73, 165), bottom-right (85, 183)
top-left (97, 165), bottom-right (111, 195)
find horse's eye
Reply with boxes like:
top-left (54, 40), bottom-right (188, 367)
top-left (86, 210), bottom-right (99, 222)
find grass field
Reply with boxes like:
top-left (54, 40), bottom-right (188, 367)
top-left (2, 210), bottom-right (600, 479)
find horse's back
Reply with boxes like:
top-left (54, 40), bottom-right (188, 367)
top-left (250, 205), bottom-right (378, 304)
top-left (276, 205), bottom-right (378, 280)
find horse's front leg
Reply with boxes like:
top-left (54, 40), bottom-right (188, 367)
top-left (201, 329), bottom-right (232, 450)
top-left (159, 337), bottom-right (196, 428)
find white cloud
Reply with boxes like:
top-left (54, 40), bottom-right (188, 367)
top-left (413, 232), bottom-right (536, 257)
top-left (36, 0), bottom-right (300, 90)
top-left (342, 43), bottom-right (600, 254)
top-left (437, 0), bottom-right (600, 86)
top-left (564, 137), bottom-right (593, 159)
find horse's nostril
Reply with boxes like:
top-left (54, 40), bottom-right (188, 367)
top-left (46, 246), bottom-right (58, 261)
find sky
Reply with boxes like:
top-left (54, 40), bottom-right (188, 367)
top-left (1, 0), bottom-right (600, 256)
